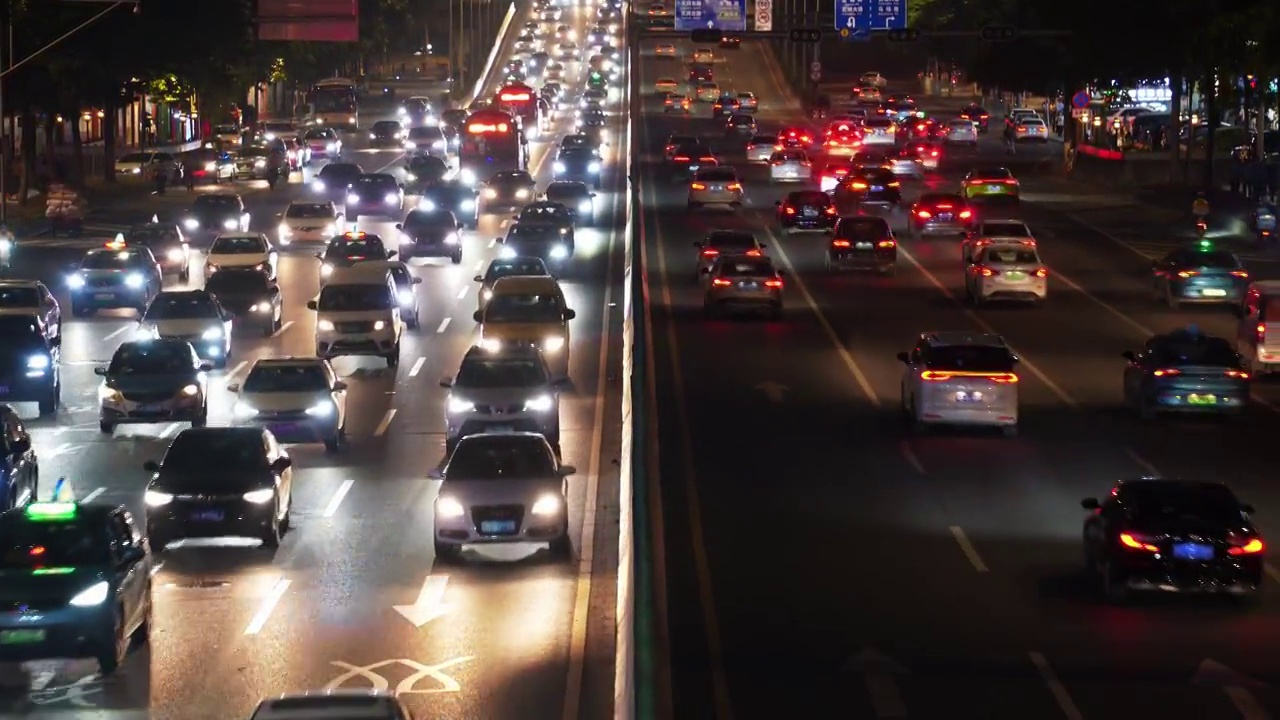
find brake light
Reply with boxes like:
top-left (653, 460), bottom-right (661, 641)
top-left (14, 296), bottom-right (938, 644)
top-left (1231, 270), bottom-right (1249, 278)
top-left (959, 210), bottom-right (972, 219)
top-left (1033, 268), bottom-right (1047, 278)
top-left (700, 156), bottom-right (716, 163)
top-left (1227, 538), bottom-right (1265, 555)
top-left (673, 155), bottom-right (689, 162)
top-left (764, 279), bottom-right (783, 288)
top-left (784, 206), bottom-right (795, 215)
top-left (1119, 532), bottom-right (1159, 552)
top-left (1225, 369), bottom-right (1251, 379)
top-left (930, 150), bottom-right (939, 157)
top-left (745, 249), bottom-right (762, 257)
top-left (917, 210), bottom-right (931, 218)
top-left (978, 266), bottom-right (998, 277)
top-left (877, 240), bottom-right (895, 249)
top-left (800, 135), bottom-right (811, 143)
top-left (936, 204), bottom-right (952, 210)
top-left (1177, 270), bottom-right (1198, 278)
top-left (1258, 323), bottom-right (1266, 343)
top-left (980, 114), bottom-right (989, 119)
top-left (726, 182), bottom-right (742, 191)
top-left (701, 248), bottom-right (719, 256)
top-left (850, 181), bottom-right (868, 190)
top-left (773, 144), bottom-right (783, 151)
top-left (920, 371), bottom-right (1018, 383)
top-left (710, 278), bottom-right (732, 287)
top-left (832, 240), bottom-right (851, 247)
top-left (1152, 368), bottom-right (1181, 377)
top-left (690, 183), bottom-right (707, 190)
top-left (824, 206), bottom-right (836, 215)
top-left (887, 181), bottom-right (900, 187)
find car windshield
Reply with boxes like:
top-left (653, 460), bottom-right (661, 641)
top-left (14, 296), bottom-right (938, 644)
top-left (982, 222), bottom-right (1030, 237)
top-left (80, 251), bottom-right (142, 270)
top-left (1170, 250), bottom-right (1239, 268)
top-left (354, 176), bottom-right (396, 190)
top-left (163, 431), bottom-right (267, 472)
top-left (1125, 482), bottom-right (1244, 524)
top-left (304, 129), bottom-right (335, 140)
top-left (485, 293), bottom-right (562, 322)
top-left (835, 219), bottom-right (890, 240)
top-left (493, 172), bottom-right (532, 185)
top-left (0, 287), bottom-right (38, 307)
top-left (318, 284), bottom-right (393, 311)
top-left (776, 151), bottom-right (805, 162)
top-left (211, 236), bottom-right (266, 254)
top-left (559, 149), bottom-right (596, 162)
top-left (409, 127), bottom-right (444, 141)
top-left (717, 261), bottom-right (773, 277)
top-left (243, 364), bottom-right (330, 392)
top-left (926, 345), bottom-right (1015, 372)
top-left (325, 237), bottom-right (386, 259)
top-left (985, 248), bottom-right (1039, 264)
top-left (521, 205), bottom-right (569, 221)
top-left (207, 271), bottom-right (269, 294)
top-left (109, 342), bottom-right (192, 374)
top-left (546, 184), bottom-right (587, 201)
top-left (193, 196), bottom-right (238, 211)
top-left (145, 295), bottom-right (220, 320)
top-left (1150, 335), bottom-right (1241, 366)
top-left (456, 358), bottom-right (548, 388)
top-left (119, 153), bottom-right (150, 163)
top-left (285, 204), bottom-right (333, 219)
top-left (240, 147), bottom-right (270, 158)
top-left (319, 165), bottom-right (361, 181)
top-left (446, 437), bottom-right (556, 479)
top-left (0, 520), bottom-right (109, 568)
top-left (486, 259), bottom-right (548, 281)
top-left (372, 121), bottom-right (400, 133)
top-left (509, 224), bottom-right (560, 240)
top-left (706, 232), bottom-right (755, 250)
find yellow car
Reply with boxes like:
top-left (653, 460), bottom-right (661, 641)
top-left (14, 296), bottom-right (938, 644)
top-left (961, 167), bottom-right (1021, 202)
top-left (692, 48), bottom-right (714, 64)
top-left (655, 77), bottom-right (678, 92)
top-left (655, 44), bottom-right (677, 56)
top-left (474, 276), bottom-right (575, 376)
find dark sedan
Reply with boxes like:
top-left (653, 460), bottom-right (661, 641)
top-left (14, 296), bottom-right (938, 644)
top-left (553, 148), bottom-right (603, 187)
top-left (396, 209), bottom-right (464, 264)
top-left (497, 222), bottom-right (572, 266)
top-left (1151, 245), bottom-right (1249, 308)
top-left (909, 193), bottom-right (975, 237)
top-left (545, 181), bottom-right (596, 225)
top-left (826, 215), bottom-right (897, 274)
top-left (205, 268), bottom-right (283, 336)
top-left (419, 181), bottom-right (479, 229)
top-left (1121, 328), bottom-right (1250, 418)
top-left (776, 191), bottom-right (837, 233)
top-left (96, 339), bottom-right (210, 433)
top-left (834, 168), bottom-right (901, 208)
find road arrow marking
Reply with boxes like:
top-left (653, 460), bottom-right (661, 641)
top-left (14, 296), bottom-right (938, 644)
top-left (1194, 659), bottom-right (1271, 720)
top-left (754, 380), bottom-right (787, 402)
top-left (845, 646), bottom-right (908, 718)
top-left (393, 575), bottom-right (450, 627)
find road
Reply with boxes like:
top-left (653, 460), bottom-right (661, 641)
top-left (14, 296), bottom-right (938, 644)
top-left (0, 6), bottom-right (624, 720)
top-left (638, 36), bottom-right (1280, 719)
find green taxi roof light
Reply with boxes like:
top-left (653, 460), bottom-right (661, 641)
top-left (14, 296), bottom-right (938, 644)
top-left (25, 502), bottom-right (77, 519)
top-left (1199, 239), bottom-right (1213, 249)
top-left (31, 567), bottom-right (74, 575)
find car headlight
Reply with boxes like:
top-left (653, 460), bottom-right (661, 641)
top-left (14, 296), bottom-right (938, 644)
top-left (25, 354), bottom-right (49, 370)
top-left (232, 400), bottom-right (258, 418)
top-left (320, 264), bottom-right (334, 277)
top-left (372, 320), bottom-right (386, 331)
top-left (482, 188), bottom-right (497, 199)
top-left (166, 247), bottom-right (186, 261)
top-left (69, 581), bottom-right (110, 607)
top-left (418, 200), bottom-right (435, 212)
top-left (478, 337), bottom-right (502, 352)
top-left (524, 394), bottom-right (554, 412)
top-left (222, 218), bottom-right (239, 230)
top-left (554, 161), bottom-right (567, 173)
top-left (578, 200), bottom-right (593, 213)
top-left (134, 324), bottom-right (159, 340)
top-left (405, 172), bottom-right (418, 183)
top-left (444, 232), bottom-right (459, 245)
top-left (549, 245), bottom-right (569, 260)
top-left (144, 490), bottom-right (174, 507)
top-left (317, 319), bottom-right (336, 331)
top-left (305, 402), bottom-right (334, 417)
top-left (459, 168), bottom-right (476, 185)
top-left (326, 143), bottom-right (337, 152)
top-left (243, 488), bottom-right (275, 504)
top-left (124, 273), bottom-right (144, 289)
top-left (312, 180), bottom-right (326, 191)
top-left (385, 192), bottom-right (400, 205)
top-left (347, 193), bottom-right (360, 205)
top-left (544, 335), bottom-right (566, 352)
top-left (183, 218), bottom-right (199, 230)
top-left (447, 396), bottom-right (475, 413)
top-left (398, 290), bottom-right (414, 305)
top-left (516, 189), bottom-right (530, 199)
top-left (498, 246), bottom-right (517, 259)
top-left (67, 274), bottom-right (85, 289)
top-left (398, 107), bottom-right (408, 116)
top-left (204, 162), bottom-right (217, 172)
top-left (432, 140), bottom-right (445, 149)
top-left (324, 223), bottom-right (337, 235)
top-left (201, 327), bottom-right (223, 340)
top-left (205, 263), bottom-right (220, 273)
top-left (180, 383), bottom-right (200, 397)
top-left (278, 223), bottom-right (292, 239)
top-left (253, 302), bottom-right (271, 313)
top-left (436, 495), bottom-right (466, 518)
top-left (531, 493), bottom-right (562, 515)
top-left (482, 289), bottom-right (493, 301)
top-left (459, 199), bottom-right (475, 210)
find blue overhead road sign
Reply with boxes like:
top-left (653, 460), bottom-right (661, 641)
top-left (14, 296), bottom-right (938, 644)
top-left (834, 0), bottom-right (906, 34)
top-left (675, 0), bottom-right (746, 31)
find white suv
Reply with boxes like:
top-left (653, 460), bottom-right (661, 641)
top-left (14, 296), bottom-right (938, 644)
top-left (964, 242), bottom-right (1047, 305)
top-left (307, 266), bottom-right (403, 367)
top-left (898, 332), bottom-right (1020, 437)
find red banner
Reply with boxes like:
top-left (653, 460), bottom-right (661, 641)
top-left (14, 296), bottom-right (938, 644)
top-left (257, 0), bottom-right (359, 42)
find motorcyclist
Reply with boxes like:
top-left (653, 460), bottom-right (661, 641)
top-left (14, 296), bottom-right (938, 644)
top-left (1003, 120), bottom-right (1016, 154)
top-left (1254, 195), bottom-right (1277, 241)
top-left (1191, 192), bottom-right (1210, 236)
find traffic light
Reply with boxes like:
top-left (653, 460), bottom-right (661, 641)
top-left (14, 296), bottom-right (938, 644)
top-left (690, 28), bottom-right (721, 43)
top-left (980, 25), bottom-right (1017, 41)
top-left (789, 28), bottom-right (822, 43)
top-left (885, 28), bottom-right (920, 42)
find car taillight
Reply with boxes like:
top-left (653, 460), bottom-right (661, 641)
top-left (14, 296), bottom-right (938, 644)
top-left (800, 135), bottom-right (811, 143)
top-left (1258, 323), bottom-right (1267, 343)
top-left (673, 155), bottom-right (689, 161)
top-left (1176, 270), bottom-right (1198, 278)
top-left (850, 181), bottom-right (868, 190)
top-left (824, 206), bottom-right (836, 214)
top-left (917, 210), bottom-right (931, 218)
top-left (784, 206), bottom-right (795, 215)
top-left (690, 182), bottom-right (707, 190)
top-left (701, 248), bottom-right (719, 256)
top-left (1152, 368), bottom-right (1181, 377)
top-left (773, 145), bottom-right (783, 151)
top-left (1033, 268), bottom-right (1047, 278)
top-left (959, 210), bottom-right (972, 218)
top-left (930, 150), bottom-right (939, 157)
top-left (832, 240), bottom-right (851, 247)
top-left (936, 204), bottom-right (952, 210)
top-left (887, 181), bottom-right (900, 187)
top-left (980, 114), bottom-right (989, 119)
top-left (727, 182), bottom-right (742, 191)
top-left (745, 249), bottom-right (762, 257)
top-left (920, 371), bottom-right (1017, 383)
top-left (877, 240), bottom-right (895, 248)
top-left (1224, 369), bottom-right (1251, 379)
top-left (1231, 270), bottom-right (1249, 278)
top-left (1119, 532), bottom-right (1159, 552)
top-left (700, 156), bottom-right (716, 163)
top-left (710, 278), bottom-right (731, 287)
top-left (978, 266), bottom-right (998, 277)
top-left (1227, 538), bottom-right (1265, 555)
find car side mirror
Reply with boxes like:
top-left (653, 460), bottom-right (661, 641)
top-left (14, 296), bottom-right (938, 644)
top-left (94, 366), bottom-right (108, 377)
top-left (1242, 503), bottom-right (1256, 514)
top-left (439, 377), bottom-right (454, 388)
top-left (198, 361), bottom-right (214, 372)
top-left (269, 285), bottom-right (281, 296)
top-left (896, 351), bottom-right (910, 364)
top-left (143, 460), bottom-right (160, 474)
top-left (386, 250), bottom-right (397, 259)
top-left (226, 382), bottom-right (240, 393)
top-left (307, 299), bottom-right (318, 311)
top-left (473, 274), bottom-right (484, 282)
top-left (559, 464), bottom-right (577, 476)
top-left (1120, 350), bottom-right (1136, 362)
top-left (564, 308), bottom-right (576, 320)
top-left (590, 193), bottom-right (597, 198)
top-left (9, 438), bottom-right (29, 455)
top-left (427, 467), bottom-right (445, 481)
top-left (473, 310), bottom-right (484, 322)
top-left (271, 457), bottom-right (293, 473)
top-left (1080, 497), bottom-right (1100, 510)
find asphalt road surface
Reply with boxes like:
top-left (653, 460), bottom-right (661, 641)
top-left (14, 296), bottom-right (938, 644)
top-left (638, 37), bottom-right (1280, 720)
top-left (0, 6), bottom-right (624, 719)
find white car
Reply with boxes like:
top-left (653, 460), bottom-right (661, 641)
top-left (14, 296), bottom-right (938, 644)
top-left (136, 290), bottom-right (233, 366)
top-left (309, 265), bottom-right (403, 366)
top-left (768, 150), bottom-right (811, 183)
top-left (1015, 117), bottom-right (1049, 142)
top-left (429, 432), bottom-right (576, 562)
top-left (859, 71), bottom-right (887, 88)
top-left (228, 357), bottom-right (349, 452)
top-left (302, 128), bottom-right (342, 159)
top-left (944, 119), bottom-right (979, 145)
top-left (115, 151), bottom-right (181, 181)
top-left (746, 135), bottom-right (778, 162)
top-left (961, 219), bottom-right (1035, 263)
top-left (0, 280), bottom-right (60, 341)
top-left (205, 233), bottom-right (278, 280)
top-left (856, 85), bottom-right (882, 102)
top-left (860, 117), bottom-right (897, 146)
top-left (687, 167), bottom-right (743, 210)
top-left (898, 332), bottom-right (1020, 437)
top-left (278, 201), bottom-right (343, 245)
top-left (964, 242), bottom-right (1047, 305)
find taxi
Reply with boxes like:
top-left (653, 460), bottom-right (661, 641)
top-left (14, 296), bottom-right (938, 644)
top-left (474, 276), bottom-right (576, 377)
top-left (823, 132), bottom-right (861, 158)
top-left (0, 500), bottom-right (153, 675)
top-left (655, 77), bottom-right (679, 92)
top-left (961, 167), bottom-right (1021, 202)
top-left (655, 43), bottom-right (677, 56)
top-left (692, 47), bottom-right (715, 64)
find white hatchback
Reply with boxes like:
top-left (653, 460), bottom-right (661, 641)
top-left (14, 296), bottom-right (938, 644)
top-left (964, 242), bottom-right (1047, 305)
top-left (768, 150), bottom-right (811, 183)
top-left (898, 332), bottom-right (1020, 436)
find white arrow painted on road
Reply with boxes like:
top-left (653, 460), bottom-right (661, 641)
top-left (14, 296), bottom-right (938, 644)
top-left (845, 646), bottom-right (908, 718)
top-left (754, 381), bottom-right (788, 402)
top-left (392, 574), bottom-right (450, 627)
top-left (1193, 658), bottom-right (1271, 720)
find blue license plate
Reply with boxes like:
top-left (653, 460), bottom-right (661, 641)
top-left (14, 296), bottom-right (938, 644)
top-left (938, 213), bottom-right (953, 220)
top-left (137, 403), bottom-right (164, 412)
top-left (480, 520), bottom-right (517, 534)
top-left (270, 423), bottom-right (298, 434)
top-left (871, 186), bottom-right (884, 191)
top-left (191, 510), bottom-right (224, 522)
top-left (0, 386), bottom-right (9, 396)
top-left (740, 281), bottom-right (758, 289)
top-left (802, 208), bottom-right (818, 217)
top-left (1173, 542), bottom-right (1214, 561)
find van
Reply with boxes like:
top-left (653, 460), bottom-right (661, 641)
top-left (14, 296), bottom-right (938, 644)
top-left (473, 275), bottom-right (575, 376)
top-left (1236, 281), bottom-right (1280, 376)
top-left (307, 266), bottom-right (403, 367)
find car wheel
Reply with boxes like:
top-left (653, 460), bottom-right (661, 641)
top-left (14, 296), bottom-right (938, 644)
top-left (99, 419), bottom-right (115, 434)
top-left (96, 608), bottom-right (127, 675)
top-left (548, 528), bottom-right (573, 561)
top-left (179, 268), bottom-right (190, 283)
top-left (407, 312), bottom-right (420, 330)
top-left (38, 384), bottom-right (58, 417)
top-left (324, 426), bottom-right (345, 454)
top-left (260, 510), bottom-right (281, 549)
top-left (451, 250), bottom-right (463, 265)
top-left (386, 343), bottom-right (401, 368)
top-left (131, 591), bottom-right (153, 647)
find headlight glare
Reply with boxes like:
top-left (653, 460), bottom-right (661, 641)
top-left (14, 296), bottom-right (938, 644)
top-left (544, 335), bottom-right (566, 352)
top-left (524, 394), bottom-right (554, 412)
top-left (180, 384), bottom-right (200, 397)
top-left (26, 355), bottom-right (49, 370)
top-left (201, 327), bottom-right (223, 340)
top-left (69, 581), bottom-right (110, 607)
top-left (317, 320), bottom-right (336, 331)
top-left (144, 490), bottom-right (174, 507)
top-left (124, 273), bottom-right (144, 289)
top-left (447, 396), bottom-right (475, 413)
top-left (436, 495), bottom-right (466, 518)
top-left (305, 402), bottom-right (334, 417)
top-left (67, 274), bottom-right (85, 289)
top-left (243, 488), bottom-right (275, 503)
top-left (531, 494), bottom-right (562, 515)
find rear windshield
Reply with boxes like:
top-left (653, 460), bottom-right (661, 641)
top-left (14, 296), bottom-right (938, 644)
top-left (717, 261), bottom-right (773, 277)
top-left (210, 236), bottom-right (266, 254)
top-left (706, 232), bottom-right (755, 249)
top-left (1169, 250), bottom-right (1239, 268)
top-left (696, 169), bottom-right (737, 181)
top-left (285, 203), bottom-right (333, 219)
top-left (925, 345), bottom-right (1015, 372)
top-left (787, 191), bottom-right (829, 205)
top-left (835, 218), bottom-right (891, 240)
top-left (0, 287), bottom-right (38, 307)
top-left (1150, 336), bottom-right (1240, 366)
top-left (981, 222), bottom-right (1030, 237)
top-left (1123, 482), bottom-right (1243, 524)
top-left (985, 248), bottom-right (1039, 264)
top-left (0, 520), bottom-right (109, 568)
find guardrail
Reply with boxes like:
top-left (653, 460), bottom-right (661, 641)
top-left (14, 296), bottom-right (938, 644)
top-left (468, 2), bottom-right (519, 106)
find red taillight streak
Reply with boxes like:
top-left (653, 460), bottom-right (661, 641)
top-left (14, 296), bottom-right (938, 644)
top-left (764, 279), bottom-right (783, 288)
top-left (979, 267), bottom-right (997, 277)
top-left (701, 248), bottom-right (719, 256)
top-left (710, 278), bottom-right (731, 287)
top-left (877, 240), bottom-right (896, 248)
top-left (832, 240), bottom-right (851, 247)
top-left (824, 206), bottom-right (836, 214)
top-left (784, 206), bottom-right (796, 215)
top-left (1119, 533), bottom-right (1159, 552)
top-left (1152, 368), bottom-right (1181, 377)
top-left (1258, 323), bottom-right (1266, 343)
top-left (1228, 538), bottom-right (1265, 555)
top-left (726, 183), bottom-right (742, 191)
top-left (745, 249), bottom-right (762, 257)
top-left (936, 204), bottom-right (953, 209)
top-left (673, 155), bottom-right (689, 161)
top-left (1034, 268), bottom-right (1048, 278)
top-left (1225, 370), bottom-right (1251, 379)
top-left (690, 182), bottom-right (706, 190)
top-left (917, 210), bottom-right (931, 218)
top-left (700, 156), bottom-right (716, 163)
top-left (850, 182), bottom-right (868, 190)
top-left (920, 371), bottom-right (1017, 383)
top-left (1177, 270), bottom-right (1198, 278)
top-left (1231, 270), bottom-right (1249, 278)
top-left (959, 210), bottom-right (972, 218)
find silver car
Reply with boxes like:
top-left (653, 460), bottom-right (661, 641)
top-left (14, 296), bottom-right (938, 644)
top-left (944, 119), bottom-right (979, 145)
top-left (441, 344), bottom-right (567, 451)
top-left (687, 167), bottom-right (744, 210)
top-left (768, 149), bottom-right (811, 183)
top-left (746, 134), bottom-right (779, 162)
top-left (889, 147), bottom-right (924, 178)
top-left (702, 255), bottom-right (785, 319)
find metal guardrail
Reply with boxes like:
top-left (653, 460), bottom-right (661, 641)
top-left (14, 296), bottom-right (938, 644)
top-left (468, 2), bottom-right (519, 106)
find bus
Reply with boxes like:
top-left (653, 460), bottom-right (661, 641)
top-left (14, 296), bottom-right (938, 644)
top-left (309, 78), bottom-right (359, 130)
top-left (494, 82), bottom-right (546, 140)
top-left (457, 108), bottom-right (528, 186)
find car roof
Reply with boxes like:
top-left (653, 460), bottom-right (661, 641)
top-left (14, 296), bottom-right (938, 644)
top-left (922, 332), bottom-right (1008, 348)
top-left (0, 502), bottom-right (117, 524)
top-left (490, 275), bottom-right (559, 294)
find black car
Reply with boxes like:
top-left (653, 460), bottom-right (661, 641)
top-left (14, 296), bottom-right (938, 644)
top-left (667, 143), bottom-right (717, 181)
top-left (576, 110), bottom-right (607, 137)
top-left (181, 194), bottom-right (247, 237)
top-left (124, 223), bottom-right (190, 281)
top-left (960, 104), bottom-right (990, 132)
top-left (719, 34), bottom-right (741, 49)
top-left (419, 181), bottom-right (479, 229)
top-left (396, 209), bottom-right (464, 264)
top-left (776, 190), bottom-right (837, 233)
top-left (826, 216), bottom-right (897, 274)
top-left (404, 155), bottom-right (450, 192)
top-left (67, 246), bottom-right (162, 317)
top-left (497, 222), bottom-right (572, 266)
top-left (545, 181), bottom-right (596, 224)
top-left (143, 427), bottom-right (294, 550)
top-left (311, 162), bottom-right (364, 200)
top-left (480, 171), bottom-right (537, 212)
top-left (834, 167), bottom-right (901, 207)
top-left (553, 147), bottom-right (603, 187)
top-left (369, 119), bottom-right (405, 148)
top-left (318, 231), bottom-right (395, 279)
top-left (688, 66), bottom-right (712, 83)
top-left (0, 405), bottom-right (36, 510)
top-left (560, 133), bottom-right (599, 153)
top-left (712, 94), bottom-right (739, 118)
top-left (515, 201), bottom-right (576, 249)
top-left (346, 173), bottom-right (404, 218)
top-left (1121, 328), bottom-right (1251, 418)
top-left (206, 268), bottom-right (283, 335)
top-left (1151, 245), bottom-right (1249, 308)
top-left (399, 98), bottom-right (431, 126)
top-left (96, 339), bottom-right (211, 433)
top-left (0, 501), bottom-right (153, 674)
top-left (1082, 479), bottom-right (1264, 602)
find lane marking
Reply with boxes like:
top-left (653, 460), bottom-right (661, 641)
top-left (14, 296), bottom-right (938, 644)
top-left (948, 525), bottom-right (989, 572)
top-left (1029, 651), bottom-right (1083, 720)
top-left (436, 317), bottom-right (452, 333)
top-left (224, 360), bottom-right (248, 382)
top-left (898, 441), bottom-right (926, 475)
top-left (1123, 447), bottom-right (1162, 476)
top-left (159, 422), bottom-right (182, 439)
top-left (408, 356), bottom-right (427, 377)
top-left (456, 287), bottom-right (468, 300)
top-left (244, 577), bottom-right (290, 635)
top-left (103, 325), bottom-right (132, 341)
top-left (487, 238), bottom-right (497, 249)
top-left (274, 320), bottom-right (294, 337)
top-left (374, 408), bottom-right (397, 437)
top-left (80, 487), bottom-right (105, 503)
top-left (322, 479), bottom-right (355, 518)
top-left (473, 260), bottom-right (484, 273)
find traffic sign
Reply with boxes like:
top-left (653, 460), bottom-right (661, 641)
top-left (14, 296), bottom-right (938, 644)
top-left (834, 0), bottom-right (906, 32)
top-left (755, 0), bottom-right (772, 31)
top-left (838, 26), bottom-right (870, 42)
top-left (676, 0), bottom-right (746, 31)
top-left (810, 61), bottom-right (822, 82)
top-left (1071, 90), bottom-right (1090, 109)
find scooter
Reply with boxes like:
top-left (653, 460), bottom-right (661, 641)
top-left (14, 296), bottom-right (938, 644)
top-left (1254, 204), bottom-right (1276, 243)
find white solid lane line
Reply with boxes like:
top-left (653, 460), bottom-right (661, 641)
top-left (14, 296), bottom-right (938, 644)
top-left (949, 526), bottom-right (989, 572)
top-left (436, 317), bottom-right (452, 333)
top-left (80, 487), bottom-right (105, 503)
top-left (322, 479), bottom-right (355, 518)
top-left (373, 408), bottom-right (397, 437)
top-left (224, 360), bottom-right (248, 383)
top-left (274, 320), bottom-right (295, 337)
top-left (244, 577), bottom-right (291, 635)
top-left (160, 423), bottom-right (182, 439)
top-left (408, 356), bottom-right (427, 377)
top-left (104, 325), bottom-right (133, 341)
top-left (488, 238), bottom-right (497, 248)
top-left (456, 287), bottom-right (468, 300)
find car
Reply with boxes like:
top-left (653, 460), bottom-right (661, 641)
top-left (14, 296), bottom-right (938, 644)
top-left (553, 147), bottom-right (603, 187)
top-left (885, 98), bottom-right (918, 121)
top-left (123, 223), bottom-right (190, 280)
top-left (231, 146), bottom-right (285, 181)
top-left (695, 81), bottom-right (720, 102)
top-left (1121, 328), bottom-right (1251, 419)
top-left (403, 156), bottom-right (450, 196)
top-left (943, 118), bottom-right (979, 145)
top-left (1081, 479), bottom-right (1264, 603)
top-left (959, 104), bottom-right (990, 132)
top-left (663, 134), bottom-right (697, 159)
top-left (405, 126), bottom-right (448, 157)
top-left (833, 167), bottom-right (900, 208)
top-left (515, 200), bottom-right (576, 239)
top-left (311, 162), bottom-right (364, 200)
top-left (655, 77), bottom-right (678, 92)
top-left (277, 201), bottom-right (343, 245)
top-left (746, 134), bottom-right (779, 162)
top-left (860, 116), bottom-right (897, 146)
top-left (575, 109), bottom-right (608, 141)
top-left (497, 221), bottom-right (572, 265)
top-left (441, 344), bottom-right (566, 452)
top-left (67, 246), bottom-right (162, 317)
top-left (143, 427), bottom-right (293, 550)
top-left (308, 265), bottom-right (404, 365)
top-left (655, 43), bottom-right (676, 56)
top-left (768, 149), bottom-right (811, 183)
top-left (776, 190), bottom-right (836, 233)
top-left (889, 146), bottom-right (924, 178)
top-left (0, 315), bottom-right (59, 416)
top-left (712, 94), bottom-right (739, 118)
top-left (474, 257), bottom-right (551, 311)
top-left (724, 113), bottom-right (756, 137)
top-left (303, 127), bottom-right (342, 159)
top-left (181, 193), bottom-right (249, 237)
top-left (859, 71), bottom-right (887, 88)
top-left (562, 132), bottom-right (602, 154)
top-left (359, 260), bottom-right (425, 329)
top-left (544, 181), bottom-right (596, 224)
top-left (205, 268), bottom-right (283, 336)
top-left (0, 501), bottom-right (153, 673)
top-left (962, 167), bottom-right (1020, 202)
top-left (898, 332), bottom-right (1020, 436)
top-left (817, 160), bottom-right (855, 193)
top-left (692, 229), bottom-right (764, 278)
top-left (1151, 244), bottom-right (1249, 308)
top-left (183, 149), bottom-right (236, 185)
top-left (662, 92), bottom-right (692, 113)
top-left (346, 173), bottom-right (404, 218)
top-left (418, 181), bottom-right (479, 229)
top-left (249, 690), bottom-right (415, 719)
top-left (0, 279), bottom-right (60, 341)
top-left (474, 275), bottom-right (574, 375)
top-left (430, 432), bottom-right (575, 562)
top-left (282, 137), bottom-right (311, 169)
top-left (1015, 116), bottom-right (1050, 142)
top-left (228, 357), bottom-right (349, 451)
top-left (398, 96), bottom-right (434, 126)
top-left (688, 66), bottom-right (712, 84)
top-left (667, 142), bottom-right (718, 182)
top-left (964, 242), bottom-right (1047, 305)
top-left (702, 255), bottom-right (784, 319)
top-left (395, 209), bottom-right (463, 264)
top-left (909, 194), bottom-right (975, 237)
top-left (136, 289), bottom-right (233, 363)
top-left (778, 126), bottom-right (813, 149)
top-left (826, 216), bottom-right (897, 274)
top-left (480, 170), bottom-right (537, 212)
top-left (318, 231), bottom-right (395, 281)
top-left (0, 405), bottom-right (35, 509)
top-left (205, 232), bottom-right (276, 280)
top-left (688, 167), bottom-right (743, 210)
top-left (95, 338), bottom-right (211, 434)
top-left (916, 141), bottom-right (943, 170)
top-left (691, 47), bottom-right (714, 64)
top-left (719, 34), bottom-right (740, 49)
top-left (962, 219), bottom-right (1034, 263)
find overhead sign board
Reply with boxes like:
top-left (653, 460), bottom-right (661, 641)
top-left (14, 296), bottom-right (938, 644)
top-left (834, 0), bottom-right (906, 34)
top-left (676, 0), bottom-right (747, 31)
top-left (755, 0), bottom-right (772, 31)
top-left (257, 0), bottom-right (358, 42)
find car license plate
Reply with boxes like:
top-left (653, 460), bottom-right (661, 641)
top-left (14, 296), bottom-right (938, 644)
top-left (270, 423), bottom-right (298, 434)
top-left (1004, 271), bottom-right (1026, 281)
top-left (871, 185), bottom-right (884, 192)
top-left (688, 165), bottom-right (699, 172)
top-left (480, 520), bottom-right (517, 534)
top-left (938, 213), bottom-right (953, 220)
top-left (136, 403), bottom-right (164, 412)
top-left (1172, 542), bottom-right (1214, 561)
top-left (1188, 394), bottom-right (1218, 405)
top-left (93, 293), bottom-right (114, 300)
top-left (802, 208), bottom-right (818, 217)
top-left (955, 392), bottom-right (982, 403)
top-left (855, 242), bottom-right (873, 249)
top-left (191, 509), bottom-right (224, 522)
top-left (1201, 288), bottom-right (1227, 297)
top-left (0, 629), bottom-right (45, 645)
top-left (740, 281), bottom-right (758, 289)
